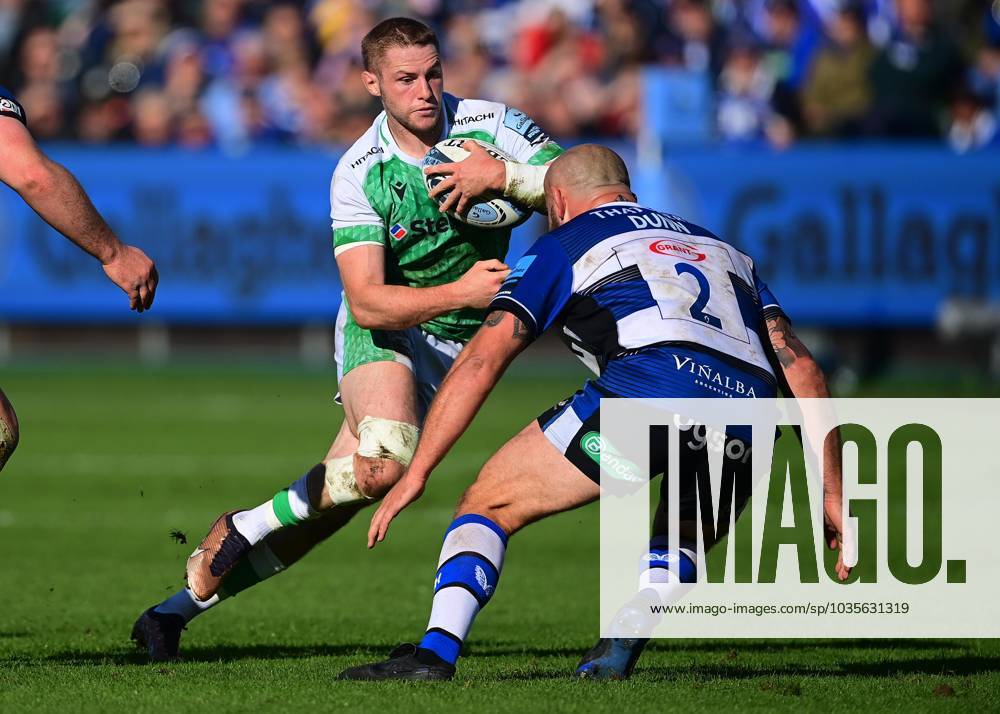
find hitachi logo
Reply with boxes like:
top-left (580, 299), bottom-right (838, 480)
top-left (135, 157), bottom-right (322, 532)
top-left (672, 354), bottom-right (756, 397)
top-left (453, 112), bottom-right (494, 125)
top-left (350, 146), bottom-right (383, 169)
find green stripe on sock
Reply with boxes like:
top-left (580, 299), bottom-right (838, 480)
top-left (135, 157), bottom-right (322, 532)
top-left (272, 488), bottom-right (299, 527)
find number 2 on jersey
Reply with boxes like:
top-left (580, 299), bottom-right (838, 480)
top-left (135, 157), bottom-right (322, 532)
top-left (675, 263), bottom-right (722, 329)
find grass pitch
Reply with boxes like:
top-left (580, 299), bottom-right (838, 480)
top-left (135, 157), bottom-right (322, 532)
top-left (0, 360), bottom-right (997, 712)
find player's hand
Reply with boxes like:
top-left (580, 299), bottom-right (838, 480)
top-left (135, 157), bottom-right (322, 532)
top-left (454, 259), bottom-right (510, 309)
top-left (823, 496), bottom-right (851, 581)
top-left (368, 471), bottom-right (428, 548)
top-left (102, 244), bottom-right (158, 312)
top-left (424, 141), bottom-right (506, 217)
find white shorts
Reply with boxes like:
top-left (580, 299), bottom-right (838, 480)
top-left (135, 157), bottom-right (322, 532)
top-left (333, 300), bottom-right (463, 418)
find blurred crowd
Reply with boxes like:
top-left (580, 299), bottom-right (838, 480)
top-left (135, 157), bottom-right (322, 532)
top-left (1, 0), bottom-right (998, 151)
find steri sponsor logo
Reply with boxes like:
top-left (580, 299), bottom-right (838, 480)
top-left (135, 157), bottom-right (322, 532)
top-left (649, 239), bottom-right (705, 261)
top-left (389, 223), bottom-right (408, 240)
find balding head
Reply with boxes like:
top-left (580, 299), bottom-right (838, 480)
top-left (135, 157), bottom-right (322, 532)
top-left (544, 144), bottom-right (635, 229)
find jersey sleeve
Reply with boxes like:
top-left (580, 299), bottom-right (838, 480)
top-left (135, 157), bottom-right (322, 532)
top-left (494, 106), bottom-right (563, 165)
top-left (488, 234), bottom-right (573, 338)
top-left (754, 269), bottom-right (787, 323)
top-left (0, 87), bottom-right (27, 126)
top-left (330, 163), bottom-right (385, 257)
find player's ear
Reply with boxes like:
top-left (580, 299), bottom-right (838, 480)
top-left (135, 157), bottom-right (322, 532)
top-left (361, 70), bottom-right (381, 98)
top-left (548, 187), bottom-right (568, 230)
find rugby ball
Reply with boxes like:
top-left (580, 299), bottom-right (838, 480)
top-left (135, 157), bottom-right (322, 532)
top-left (421, 138), bottom-right (530, 229)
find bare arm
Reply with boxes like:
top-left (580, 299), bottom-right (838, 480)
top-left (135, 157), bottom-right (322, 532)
top-left (0, 118), bottom-right (158, 310)
top-left (407, 310), bottom-right (531, 476)
top-left (766, 315), bottom-right (829, 398)
top-left (367, 310), bottom-right (532, 546)
top-left (0, 118), bottom-right (121, 263)
top-left (766, 314), bottom-right (849, 580)
top-left (336, 244), bottom-right (508, 330)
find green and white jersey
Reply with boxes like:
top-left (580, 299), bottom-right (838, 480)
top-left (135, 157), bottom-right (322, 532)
top-left (330, 93), bottom-right (562, 343)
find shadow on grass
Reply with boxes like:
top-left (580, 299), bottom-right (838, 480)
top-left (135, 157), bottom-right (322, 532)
top-left (638, 654), bottom-right (1000, 682)
top-left (491, 652), bottom-right (1000, 684)
top-left (2, 642), bottom-right (388, 667)
top-left (473, 639), bottom-right (968, 658)
top-left (3, 639), bottom-right (993, 685)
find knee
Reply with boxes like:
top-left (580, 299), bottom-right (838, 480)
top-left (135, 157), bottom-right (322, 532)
top-left (0, 399), bottom-right (19, 471)
top-left (353, 454), bottom-right (404, 499)
top-left (455, 471), bottom-right (520, 536)
top-left (353, 415), bottom-right (419, 498)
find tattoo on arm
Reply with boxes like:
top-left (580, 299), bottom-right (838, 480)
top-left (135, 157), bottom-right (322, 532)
top-left (511, 316), bottom-right (531, 342)
top-left (483, 310), bottom-right (505, 328)
top-left (483, 310), bottom-right (532, 342)
top-left (767, 316), bottom-right (808, 369)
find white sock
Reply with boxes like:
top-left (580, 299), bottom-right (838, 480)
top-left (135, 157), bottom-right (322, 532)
top-left (232, 471), bottom-right (318, 546)
top-left (232, 501), bottom-right (282, 546)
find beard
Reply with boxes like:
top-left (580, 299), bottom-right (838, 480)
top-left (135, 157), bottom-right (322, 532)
top-left (382, 94), bottom-right (441, 137)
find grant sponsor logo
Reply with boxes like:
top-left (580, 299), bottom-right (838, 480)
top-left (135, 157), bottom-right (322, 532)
top-left (650, 239), bottom-right (706, 261)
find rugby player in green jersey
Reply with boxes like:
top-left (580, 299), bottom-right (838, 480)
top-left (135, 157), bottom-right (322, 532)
top-left (132, 17), bottom-right (562, 661)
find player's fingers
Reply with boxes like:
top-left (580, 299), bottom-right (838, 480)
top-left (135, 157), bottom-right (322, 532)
top-left (424, 163), bottom-right (455, 177)
top-left (478, 259), bottom-right (508, 271)
top-left (139, 284), bottom-right (151, 311)
top-left (376, 513), bottom-right (391, 544)
top-left (129, 290), bottom-right (140, 311)
top-left (367, 509), bottom-right (384, 548)
top-left (428, 175), bottom-right (456, 199)
top-left (464, 140), bottom-right (487, 156)
top-left (438, 188), bottom-right (461, 215)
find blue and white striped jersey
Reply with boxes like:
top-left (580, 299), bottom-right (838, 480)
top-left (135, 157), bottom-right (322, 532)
top-left (489, 202), bottom-right (787, 399)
